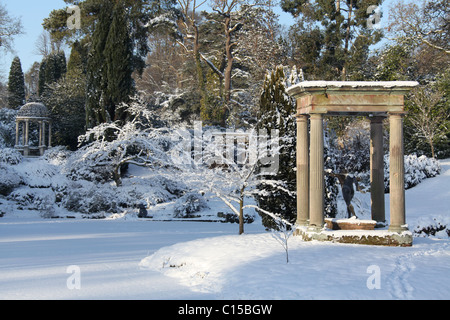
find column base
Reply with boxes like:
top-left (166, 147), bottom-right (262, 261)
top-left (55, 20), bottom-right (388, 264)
top-left (306, 225), bottom-right (324, 233)
top-left (388, 224), bottom-right (409, 233)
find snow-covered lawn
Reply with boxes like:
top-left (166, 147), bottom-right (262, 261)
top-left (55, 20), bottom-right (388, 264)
top-left (0, 159), bottom-right (449, 300)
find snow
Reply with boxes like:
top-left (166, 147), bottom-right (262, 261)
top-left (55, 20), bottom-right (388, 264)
top-left (0, 159), bottom-right (449, 299)
top-left (287, 80), bottom-right (419, 90)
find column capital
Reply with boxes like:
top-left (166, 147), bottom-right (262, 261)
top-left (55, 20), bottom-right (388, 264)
top-left (388, 111), bottom-right (407, 118)
top-left (369, 115), bottom-right (386, 123)
top-left (309, 113), bottom-right (324, 119)
top-left (296, 114), bottom-right (309, 122)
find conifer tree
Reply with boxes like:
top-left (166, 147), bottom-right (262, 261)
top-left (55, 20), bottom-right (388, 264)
top-left (103, 1), bottom-right (134, 122)
top-left (256, 66), bottom-right (297, 229)
top-left (38, 51), bottom-right (67, 97)
top-left (7, 56), bottom-right (26, 109)
top-left (85, 0), bottom-right (113, 128)
top-left (282, 0), bottom-right (383, 80)
top-left (85, 0), bottom-right (135, 127)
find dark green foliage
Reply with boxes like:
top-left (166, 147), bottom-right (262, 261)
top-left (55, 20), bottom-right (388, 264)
top-left (85, 0), bottom-right (136, 127)
top-left (67, 39), bottom-right (89, 77)
top-left (256, 66), bottom-right (297, 229)
top-left (103, 1), bottom-right (134, 122)
top-left (283, 0), bottom-right (384, 80)
top-left (85, 0), bottom-right (113, 127)
top-left (7, 57), bottom-right (26, 109)
top-left (38, 51), bottom-right (67, 97)
top-left (41, 67), bottom-right (86, 150)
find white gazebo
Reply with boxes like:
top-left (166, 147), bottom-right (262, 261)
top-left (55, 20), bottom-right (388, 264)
top-left (15, 102), bottom-right (52, 157)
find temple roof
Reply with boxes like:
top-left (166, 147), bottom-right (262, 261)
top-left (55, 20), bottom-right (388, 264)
top-left (17, 103), bottom-right (50, 119)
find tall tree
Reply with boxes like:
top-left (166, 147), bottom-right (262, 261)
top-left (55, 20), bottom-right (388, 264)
top-left (282, 0), bottom-right (383, 80)
top-left (24, 62), bottom-right (41, 101)
top-left (405, 84), bottom-right (449, 159)
top-left (7, 56), bottom-right (25, 109)
top-left (38, 51), bottom-right (67, 97)
top-left (85, 0), bottom-right (114, 127)
top-left (256, 66), bottom-right (297, 229)
top-left (387, 0), bottom-right (449, 56)
top-left (103, 1), bottom-right (134, 122)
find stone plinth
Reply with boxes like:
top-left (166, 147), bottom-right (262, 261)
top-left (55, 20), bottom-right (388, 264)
top-left (295, 226), bottom-right (413, 247)
top-left (325, 217), bottom-right (377, 230)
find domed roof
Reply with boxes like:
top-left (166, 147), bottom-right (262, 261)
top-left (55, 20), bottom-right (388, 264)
top-left (17, 102), bottom-right (50, 119)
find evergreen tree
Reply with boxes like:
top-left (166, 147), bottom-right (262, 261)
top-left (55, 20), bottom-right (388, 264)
top-left (103, 1), bottom-right (134, 122)
top-left (85, 0), bottom-right (136, 127)
top-left (67, 39), bottom-right (89, 77)
top-left (283, 0), bottom-right (383, 80)
top-left (256, 66), bottom-right (297, 229)
top-left (7, 56), bottom-right (26, 109)
top-left (85, 0), bottom-right (113, 127)
top-left (38, 51), bottom-right (67, 97)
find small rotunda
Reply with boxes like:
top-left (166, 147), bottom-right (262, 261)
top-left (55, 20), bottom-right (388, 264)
top-left (15, 102), bottom-right (52, 157)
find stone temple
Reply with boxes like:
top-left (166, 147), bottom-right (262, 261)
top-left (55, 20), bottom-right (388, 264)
top-left (15, 102), bottom-right (52, 157)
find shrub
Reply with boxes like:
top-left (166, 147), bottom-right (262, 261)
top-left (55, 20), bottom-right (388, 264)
top-left (0, 148), bottom-right (23, 165)
top-left (173, 193), bottom-right (208, 218)
top-left (384, 154), bottom-right (441, 191)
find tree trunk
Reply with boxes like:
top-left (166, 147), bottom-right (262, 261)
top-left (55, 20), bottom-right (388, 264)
top-left (342, 0), bottom-right (353, 81)
top-left (429, 138), bottom-right (436, 158)
top-left (239, 197), bottom-right (244, 235)
top-left (113, 165), bottom-right (122, 187)
top-left (239, 186), bottom-right (245, 235)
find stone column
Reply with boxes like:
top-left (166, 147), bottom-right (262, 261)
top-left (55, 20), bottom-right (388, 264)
top-left (296, 114), bottom-right (309, 226)
top-left (40, 121), bottom-right (47, 156)
top-left (308, 113), bottom-right (324, 231)
top-left (24, 120), bottom-right (29, 157)
top-left (388, 113), bottom-right (407, 233)
top-left (42, 121), bottom-right (46, 145)
top-left (370, 116), bottom-right (385, 224)
top-left (15, 120), bottom-right (19, 146)
top-left (48, 122), bottom-right (52, 147)
top-left (38, 121), bottom-right (43, 147)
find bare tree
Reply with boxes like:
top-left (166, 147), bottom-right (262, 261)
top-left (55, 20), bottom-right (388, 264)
top-left (0, 3), bottom-right (23, 52)
top-left (407, 86), bottom-right (448, 158)
top-left (388, 0), bottom-right (450, 55)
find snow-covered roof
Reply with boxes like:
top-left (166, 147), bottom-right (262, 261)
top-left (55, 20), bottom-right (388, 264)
top-left (286, 81), bottom-right (419, 97)
top-left (17, 103), bottom-right (50, 119)
top-left (289, 80), bottom-right (419, 89)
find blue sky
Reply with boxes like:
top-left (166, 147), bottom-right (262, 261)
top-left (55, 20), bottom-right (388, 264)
top-left (0, 1), bottom-right (67, 78)
top-left (1, 0), bottom-right (395, 80)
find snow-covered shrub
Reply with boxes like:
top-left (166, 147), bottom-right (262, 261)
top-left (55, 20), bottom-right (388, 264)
top-left (7, 186), bottom-right (56, 211)
top-left (0, 108), bottom-right (17, 148)
top-left (0, 165), bottom-right (23, 196)
top-left (61, 182), bottom-right (121, 214)
top-left (72, 98), bottom-right (174, 187)
top-left (66, 149), bottom-right (114, 183)
top-left (173, 193), bottom-right (208, 218)
top-left (0, 148), bottom-right (23, 165)
top-left (43, 146), bottom-right (71, 166)
top-left (413, 216), bottom-right (450, 238)
top-left (384, 154), bottom-right (441, 191)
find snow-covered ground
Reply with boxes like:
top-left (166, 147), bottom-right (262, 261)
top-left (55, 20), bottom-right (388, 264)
top-left (0, 160), bottom-right (449, 300)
